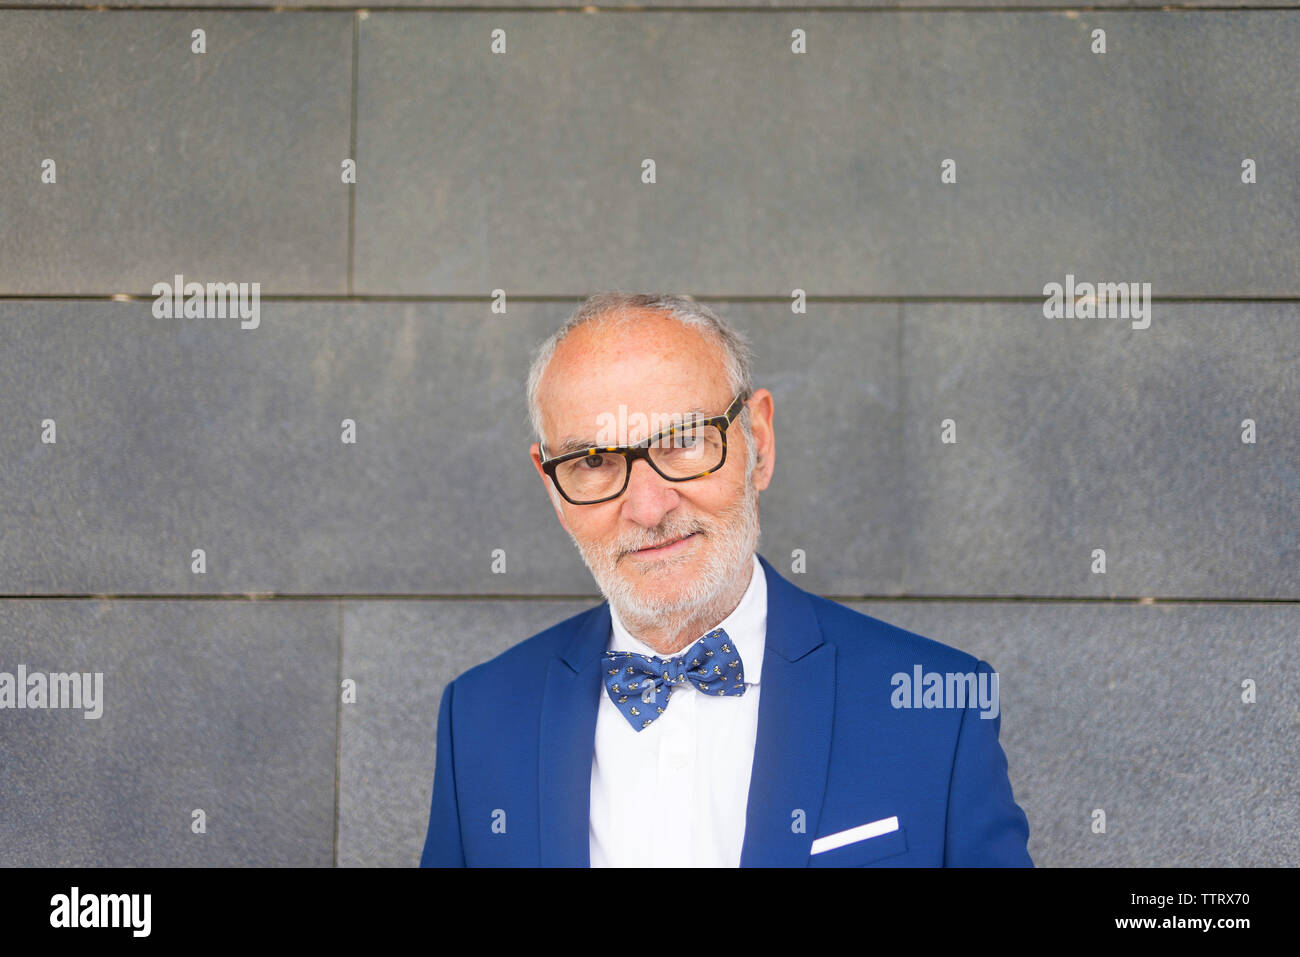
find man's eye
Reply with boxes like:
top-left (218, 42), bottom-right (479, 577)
top-left (580, 454), bottom-right (608, 469)
top-left (660, 431), bottom-right (699, 449)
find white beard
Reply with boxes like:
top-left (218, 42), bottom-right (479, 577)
top-left (568, 462), bottom-right (761, 639)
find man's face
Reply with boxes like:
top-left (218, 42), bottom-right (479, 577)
top-left (529, 311), bottom-right (775, 627)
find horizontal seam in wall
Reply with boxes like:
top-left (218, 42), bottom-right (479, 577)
top-left (2, 6), bottom-right (1298, 14)
top-left (5, 295), bottom-right (1300, 304)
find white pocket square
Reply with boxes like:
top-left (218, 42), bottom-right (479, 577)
top-left (810, 815), bottom-right (900, 855)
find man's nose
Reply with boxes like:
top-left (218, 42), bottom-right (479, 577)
top-left (620, 457), bottom-right (679, 526)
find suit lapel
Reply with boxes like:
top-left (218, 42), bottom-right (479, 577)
top-left (740, 555), bottom-right (836, 867)
top-left (538, 601), bottom-right (609, 866)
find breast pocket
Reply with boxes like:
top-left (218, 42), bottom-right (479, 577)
top-left (808, 824), bottom-right (909, 867)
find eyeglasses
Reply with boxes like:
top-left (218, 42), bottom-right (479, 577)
top-left (539, 392), bottom-right (750, 505)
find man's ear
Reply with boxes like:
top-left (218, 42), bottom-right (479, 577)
top-left (746, 388), bottom-right (776, 492)
top-left (529, 441), bottom-right (570, 533)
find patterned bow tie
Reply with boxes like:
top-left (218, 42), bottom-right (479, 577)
top-left (602, 627), bottom-right (746, 731)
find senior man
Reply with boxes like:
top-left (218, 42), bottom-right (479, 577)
top-left (420, 292), bottom-right (1032, 867)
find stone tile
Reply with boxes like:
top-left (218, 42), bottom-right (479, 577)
top-left (355, 11), bottom-right (1300, 296)
top-left (850, 600), bottom-right (1300, 866)
top-left (900, 302), bottom-right (1299, 598)
top-left (0, 11), bottom-right (351, 294)
top-left (337, 597), bottom-right (595, 867)
top-left (734, 303), bottom-right (902, 594)
top-left (0, 299), bottom-right (587, 594)
top-left (0, 599), bottom-right (338, 866)
top-left (0, 299), bottom-right (897, 596)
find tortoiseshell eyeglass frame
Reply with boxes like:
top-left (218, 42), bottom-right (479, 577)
top-left (538, 392), bottom-right (751, 505)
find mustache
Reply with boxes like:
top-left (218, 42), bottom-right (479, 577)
top-left (617, 524), bottom-right (708, 558)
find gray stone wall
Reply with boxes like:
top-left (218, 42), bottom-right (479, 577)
top-left (0, 6), bottom-right (1294, 867)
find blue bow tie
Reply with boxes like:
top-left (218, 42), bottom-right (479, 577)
top-left (602, 627), bottom-right (746, 731)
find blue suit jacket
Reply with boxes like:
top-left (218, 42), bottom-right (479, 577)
top-left (421, 553), bottom-right (1032, 867)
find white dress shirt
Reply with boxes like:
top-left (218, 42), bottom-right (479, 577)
top-left (589, 553), bottom-right (767, 867)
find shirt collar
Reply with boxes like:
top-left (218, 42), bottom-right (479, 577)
top-left (608, 552), bottom-right (767, 686)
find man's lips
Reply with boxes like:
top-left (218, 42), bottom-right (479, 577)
top-left (628, 531), bottom-right (700, 559)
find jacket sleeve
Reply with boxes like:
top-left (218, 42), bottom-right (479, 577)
top-left (420, 680), bottom-right (467, 867)
top-left (943, 659), bottom-right (1033, 866)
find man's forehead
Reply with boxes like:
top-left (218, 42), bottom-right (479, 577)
top-left (545, 385), bottom-right (719, 417)
top-left (538, 320), bottom-right (730, 443)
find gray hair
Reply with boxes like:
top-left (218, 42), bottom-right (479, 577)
top-left (525, 293), bottom-right (755, 450)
